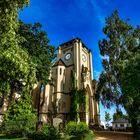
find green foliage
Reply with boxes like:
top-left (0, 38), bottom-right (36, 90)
top-left (18, 21), bottom-right (56, 84)
top-left (70, 89), bottom-right (79, 121)
top-left (65, 122), bottom-right (94, 140)
top-left (70, 71), bottom-right (87, 121)
top-left (0, 133), bottom-right (26, 140)
top-left (105, 112), bottom-right (111, 129)
top-left (66, 122), bottom-right (89, 136)
top-left (0, 0), bottom-right (36, 97)
top-left (65, 121), bottom-right (77, 135)
top-left (5, 90), bottom-right (37, 136)
top-left (76, 122), bottom-right (89, 135)
top-left (83, 130), bottom-right (94, 140)
top-left (0, 0), bottom-right (55, 98)
top-left (113, 109), bottom-right (128, 121)
top-left (28, 124), bottom-right (61, 140)
top-left (70, 89), bottom-right (87, 121)
top-left (97, 10), bottom-right (140, 138)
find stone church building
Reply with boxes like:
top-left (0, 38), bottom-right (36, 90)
top-left (33, 38), bottom-right (100, 126)
top-left (0, 38), bottom-right (100, 126)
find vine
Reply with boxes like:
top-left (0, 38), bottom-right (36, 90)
top-left (70, 70), bottom-right (87, 122)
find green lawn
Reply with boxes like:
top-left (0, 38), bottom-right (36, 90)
top-left (0, 134), bottom-right (26, 140)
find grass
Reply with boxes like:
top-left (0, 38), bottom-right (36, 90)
top-left (0, 134), bottom-right (26, 140)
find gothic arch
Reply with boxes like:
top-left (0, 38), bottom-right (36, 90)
top-left (85, 84), bottom-right (94, 124)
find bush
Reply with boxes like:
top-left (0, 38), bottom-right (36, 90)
top-left (4, 92), bottom-right (37, 137)
top-left (65, 121), bottom-right (94, 140)
top-left (66, 122), bottom-right (89, 136)
top-left (65, 121), bottom-right (77, 135)
top-left (44, 125), bottom-right (61, 140)
top-left (84, 130), bottom-right (94, 140)
top-left (76, 122), bottom-right (89, 135)
top-left (28, 124), bottom-right (61, 140)
top-left (5, 111), bottom-right (36, 137)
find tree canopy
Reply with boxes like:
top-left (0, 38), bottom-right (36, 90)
top-left (18, 21), bottom-right (56, 84)
top-left (0, 0), bottom-right (56, 135)
top-left (0, 0), bottom-right (36, 96)
top-left (97, 10), bottom-right (140, 138)
top-left (0, 0), bottom-right (56, 98)
top-left (105, 111), bottom-right (111, 129)
top-left (113, 109), bottom-right (127, 121)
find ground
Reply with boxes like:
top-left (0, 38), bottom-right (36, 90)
top-left (95, 131), bottom-right (134, 140)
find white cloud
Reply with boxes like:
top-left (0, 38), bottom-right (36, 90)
top-left (94, 70), bottom-right (101, 80)
top-left (74, 0), bottom-right (106, 28)
top-left (99, 54), bottom-right (109, 60)
top-left (89, 0), bottom-right (106, 27)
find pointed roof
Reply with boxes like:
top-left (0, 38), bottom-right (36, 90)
top-left (53, 59), bottom-right (66, 67)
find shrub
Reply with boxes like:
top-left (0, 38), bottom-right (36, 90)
top-left (66, 122), bottom-right (89, 136)
top-left (28, 124), bottom-right (61, 140)
top-left (84, 130), bottom-right (94, 140)
top-left (46, 125), bottom-right (61, 140)
top-left (4, 92), bottom-right (37, 137)
top-left (65, 121), bottom-right (94, 140)
top-left (76, 122), bottom-right (89, 135)
top-left (5, 111), bottom-right (36, 137)
top-left (65, 121), bottom-right (77, 135)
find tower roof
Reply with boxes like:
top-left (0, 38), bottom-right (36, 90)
top-left (59, 37), bottom-right (91, 52)
top-left (59, 37), bottom-right (80, 46)
top-left (53, 59), bottom-right (66, 67)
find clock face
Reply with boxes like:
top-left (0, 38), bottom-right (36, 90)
top-left (82, 54), bottom-right (86, 62)
top-left (65, 53), bottom-right (71, 60)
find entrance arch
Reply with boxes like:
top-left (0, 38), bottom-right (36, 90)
top-left (85, 84), bottom-right (94, 125)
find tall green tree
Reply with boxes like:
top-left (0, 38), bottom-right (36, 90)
top-left (97, 10), bottom-right (140, 138)
top-left (105, 111), bottom-right (111, 129)
top-left (0, 0), bottom-right (56, 133)
top-left (18, 21), bottom-right (56, 85)
top-left (0, 0), bottom-right (56, 102)
top-left (0, 0), bottom-right (38, 134)
top-left (17, 21), bottom-right (56, 126)
top-left (0, 0), bottom-right (36, 98)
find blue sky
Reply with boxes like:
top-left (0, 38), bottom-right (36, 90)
top-left (19, 0), bottom-right (140, 126)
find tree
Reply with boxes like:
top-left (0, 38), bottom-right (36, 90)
top-left (5, 88), bottom-right (37, 137)
top-left (0, 0), bottom-right (36, 102)
top-left (105, 111), bottom-right (111, 129)
top-left (17, 21), bottom-right (56, 128)
top-left (0, 0), bottom-right (56, 103)
top-left (97, 10), bottom-right (140, 138)
top-left (0, 0), bottom-right (56, 134)
top-left (18, 21), bottom-right (56, 85)
top-left (113, 109), bottom-right (128, 121)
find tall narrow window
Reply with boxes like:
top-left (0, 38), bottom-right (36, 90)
top-left (60, 68), bottom-right (62, 75)
top-left (63, 83), bottom-right (65, 90)
top-left (64, 69), bottom-right (65, 75)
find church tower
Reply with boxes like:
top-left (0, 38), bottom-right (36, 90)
top-left (39, 38), bottom-right (100, 126)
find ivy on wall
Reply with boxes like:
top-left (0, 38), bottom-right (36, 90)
top-left (70, 70), bottom-right (87, 122)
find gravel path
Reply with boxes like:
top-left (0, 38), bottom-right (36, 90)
top-left (94, 131), bottom-right (134, 140)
